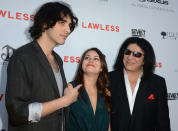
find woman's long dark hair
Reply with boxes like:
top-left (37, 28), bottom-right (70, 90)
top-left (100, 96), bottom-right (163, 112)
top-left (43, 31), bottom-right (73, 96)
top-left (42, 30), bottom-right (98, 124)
top-left (74, 48), bottom-right (111, 113)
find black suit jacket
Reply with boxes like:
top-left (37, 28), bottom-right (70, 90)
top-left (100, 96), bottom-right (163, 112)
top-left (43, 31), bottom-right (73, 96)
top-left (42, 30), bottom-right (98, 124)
top-left (5, 40), bottom-right (68, 131)
top-left (109, 70), bottom-right (170, 131)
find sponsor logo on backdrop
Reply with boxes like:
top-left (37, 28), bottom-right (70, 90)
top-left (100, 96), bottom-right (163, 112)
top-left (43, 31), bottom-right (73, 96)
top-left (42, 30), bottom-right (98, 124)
top-left (131, 0), bottom-right (174, 13)
top-left (161, 31), bottom-right (178, 40)
top-left (155, 62), bottom-right (162, 68)
top-left (139, 0), bottom-right (169, 5)
top-left (0, 9), bottom-right (34, 21)
top-left (0, 45), bottom-right (15, 65)
top-left (64, 56), bottom-right (80, 63)
top-left (1, 45), bottom-right (14, 61)
top-left (131, 29), bottom-right (146, 37)
top-left (82, 21), bottom-right (119, 32)
top-left (168, 93), bottom-right (178, 100)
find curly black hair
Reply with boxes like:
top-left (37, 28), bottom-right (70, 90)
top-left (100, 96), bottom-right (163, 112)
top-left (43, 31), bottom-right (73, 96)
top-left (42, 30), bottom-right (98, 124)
top-left (29, 2), bottom-right (78, 39)
top-left (114, 37), bottom-right (156, 79)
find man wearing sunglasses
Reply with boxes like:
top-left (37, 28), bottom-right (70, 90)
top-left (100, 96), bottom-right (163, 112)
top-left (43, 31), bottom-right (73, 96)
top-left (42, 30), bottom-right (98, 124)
top-left (109, 37), bottom-right (170, 131)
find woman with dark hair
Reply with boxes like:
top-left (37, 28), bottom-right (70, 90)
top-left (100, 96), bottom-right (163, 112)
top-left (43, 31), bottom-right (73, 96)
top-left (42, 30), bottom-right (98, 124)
top-left (110, 37), bottom-right (170, 131)
top-left (68, 48), bottom-right (111, 131)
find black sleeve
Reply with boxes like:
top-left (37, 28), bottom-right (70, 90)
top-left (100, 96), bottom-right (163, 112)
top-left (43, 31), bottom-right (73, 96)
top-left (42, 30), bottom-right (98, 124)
top-left (156, 78), bottom-right (171, 131)
top-left (5, 55), bottom-right (31, 126)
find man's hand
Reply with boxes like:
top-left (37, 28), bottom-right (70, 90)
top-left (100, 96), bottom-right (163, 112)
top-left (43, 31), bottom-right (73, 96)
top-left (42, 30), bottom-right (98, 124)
top-left (63, 83), bottom-right (82, 107)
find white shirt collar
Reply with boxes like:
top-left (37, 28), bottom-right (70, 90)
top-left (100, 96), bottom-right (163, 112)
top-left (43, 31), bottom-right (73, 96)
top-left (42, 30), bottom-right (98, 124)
top-left (124, 69), bottom-right (143, 114)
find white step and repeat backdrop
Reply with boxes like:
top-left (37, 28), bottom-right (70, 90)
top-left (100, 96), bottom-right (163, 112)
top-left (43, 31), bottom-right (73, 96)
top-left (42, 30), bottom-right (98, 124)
top-left (0, 0), bottom-right (178, 130)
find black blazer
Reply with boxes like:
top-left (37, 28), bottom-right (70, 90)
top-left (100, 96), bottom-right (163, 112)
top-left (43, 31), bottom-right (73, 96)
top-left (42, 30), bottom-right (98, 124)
top-left (109, 70), bottom-right (170, 131)
top-left (5, 40), bottom-right (68, 131)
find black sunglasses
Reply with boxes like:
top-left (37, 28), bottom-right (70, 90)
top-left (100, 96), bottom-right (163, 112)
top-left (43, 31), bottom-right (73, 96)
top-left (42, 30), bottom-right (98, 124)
top-left (124, 49), bottom-right (143, 58)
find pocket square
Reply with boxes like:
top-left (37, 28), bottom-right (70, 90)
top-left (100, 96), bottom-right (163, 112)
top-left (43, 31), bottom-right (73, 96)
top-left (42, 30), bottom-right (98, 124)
top-left (147, 93), bottom-right (155, 100)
